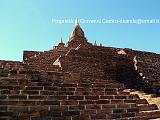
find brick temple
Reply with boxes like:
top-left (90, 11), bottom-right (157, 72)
top-left (0, 19), bottom-right (160, 120)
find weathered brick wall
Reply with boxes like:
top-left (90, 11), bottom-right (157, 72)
top-left (60, 49), bottom-right (107, 81)
top-left (23, 50), bottom-right (68, 79)
top-left (57, 46), bottom-right (160, 96)
top-left (133, 51), bottom-right (160, 95)
top-left (117, 48), bottom-right (160, 94)
top-left (23, 51), bottom-right (42, 61)
top-left (23, 45), bottom-right (160, 96)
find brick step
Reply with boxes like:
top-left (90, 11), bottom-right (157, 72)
top-left (129, 89), bottom-right (157, 98)
top-left (136, 99), bottom-right (148, 104)
top-left (40, 110), bottom-right (79, 118)
top-left (9, 70), bottom-right (19, 74)
top-left (138, 104), bottom-right (158, 111)
top-left (0, 88), bottom-right (140, 98)
top-left (77, 83), bottom-right (125, 89)
top-left (0, 80), bottom-right (31, 86)
top-left (79, 108), bottom-right (140, 119)
top-left (137, 110), bottom-right (160, 119)
top-left (32, 110), bottom-right (80, 119)
top-left (0, 99), bottom-right (144, 107)
top-left (0, 67), bottom-right (4, 71)
top-left (0, 95), bottom-right (141, 101)
top-left (30, 116), bottom-right (73, 120)
top-left (0, 73), bottom-right (8, 77)
top-left (142, 94), bottom-right (157, 99)
top-left (25, 86), bottom-right (44, 90)
top-left (119, 99), bottom-right (148, 105)
top-left (30, 79), bottom-right (45, 82)
top-left (0, 106), bottom-right (8, 112)
top-left (43, 87), bottom-right (76, 91)
top-left (0, 107), bottom-right (81, 118)
top-left (0, 95), bottom-right (67, 100)
top-left (75, 91), bottom-right (130, 96)
top-left (0, 77), bottom-right (30, 81)
top-left (90, 113), bottom-right (113, 119)
top-left (0, 81), bottom-right (19, 86)
top-left (80, 79), bottom-right (120, 83)
top-left (25, 86), bottom-right (76, 92)
top-left (8, 74), bottom-right (27, 78)
top-left (128, 94), bottom-right (140, 99)
top-left (0, 105), bottom-right (63, 112)
top-left (0, 69), bottom-right (9, 72)
top-left (0, 111), bottom-right (39, 120)
top-left (93, 112), bottom-right (137, 119)
top-left (119, 116), bottom-right (148, 120)
top-left (0, 117), bottom-right (10, 120)
top-left (0, 89), bottom-right (22, 95)
top-left (0, 68), bottom-right (9, 72)
top-left (0, 112), bottom-right (13, 119)
top-left (0, 100), bottom-right (60, 106)
top-left (75, 88), bottom-right (126, 95)
top-left (31, 82), bottom-right (53, 86)
top-left (40, 90), bottom-right (75, 95)
top-left (118, 91), bottom-right (130, 96)
top-left (0, 85), bottom-right (22, 90)
top-left (105, 84), bottom-right (125, 89)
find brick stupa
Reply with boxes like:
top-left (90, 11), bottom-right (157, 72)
top-left (0, 19), bottom-right (160, 120)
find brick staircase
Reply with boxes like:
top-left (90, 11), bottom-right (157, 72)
top-left (127, 89), bottom-right (160, 110)
top-left (1, 47), bottom-right (160, 120)
top-left (1, 63), bottom-right (160, 120)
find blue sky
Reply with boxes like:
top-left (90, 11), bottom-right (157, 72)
top-left (0, 0), bottom-right (160, 61)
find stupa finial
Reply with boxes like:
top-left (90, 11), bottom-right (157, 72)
top-left (74, 18), bottom-right (79, 27)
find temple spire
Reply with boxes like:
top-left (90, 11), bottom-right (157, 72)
top-left (57, 37), bottom-right (65, 47)
top-left (70, 18), bottom-right (85, 38)
top-left (60, 37), bottom-right (64, 44)
top-left (74, 18), bottom-right (79, 27)
top-left (67, 18), bottom-right (88, 48)
top-left (94, 41), bottom-right (97, 46)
